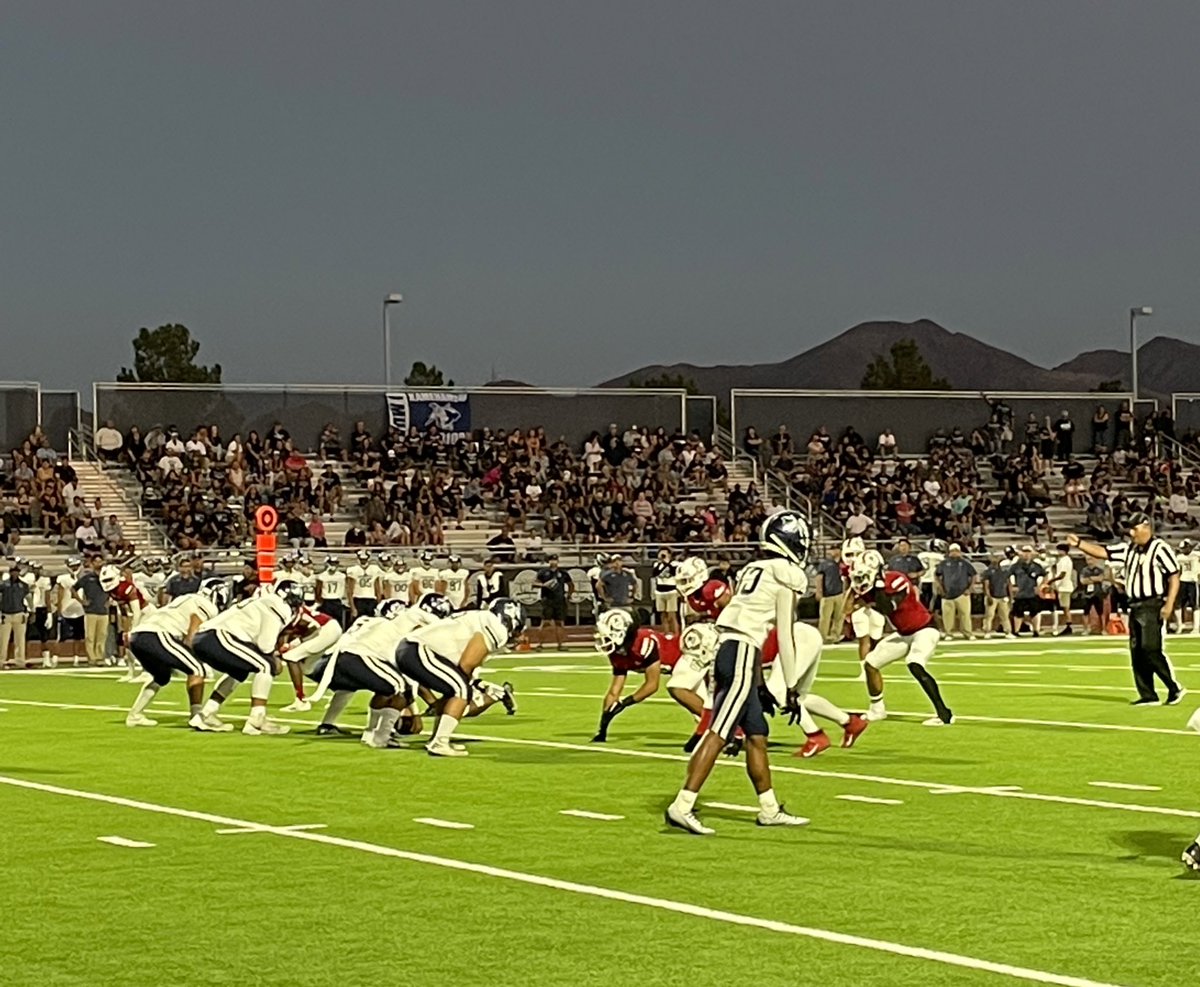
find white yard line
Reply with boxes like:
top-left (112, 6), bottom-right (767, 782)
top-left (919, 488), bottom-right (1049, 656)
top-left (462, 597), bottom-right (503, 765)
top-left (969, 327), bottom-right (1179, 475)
top-left (836, 795), bottom-right (903, 806)
top-left (1088, 782), bottom-right (1162, 793)
top-left (97, 835), bottom-right (155, 848)
top-left (413, 817), bottom-right (475, 830)
top-left (0, 773), bottom-right (1135, 987)
top-left (559, 810), bottom-right (625, 821)
top-left (703, 801), bottom-right (759, 813)
top-left (217, 823), bottom-right (327, 835)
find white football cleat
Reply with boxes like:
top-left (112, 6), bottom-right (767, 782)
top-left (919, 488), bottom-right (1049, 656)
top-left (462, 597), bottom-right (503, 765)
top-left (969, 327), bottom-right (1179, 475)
top-left (188, 712), bottom-right (234, 733)
top-left (865, 704), bottom-right (888, 722)
top-left (242, 718), bottom-right (290, 736)
top-left (281, 698), bottom-right (312, 713)
top-left (425, 740), bottom-right (468, 758)
top-left (756, 805), bottom-right (810, 828)
top-left (1186, 709), bottom-right (1200, 733)
top-left (124, 713), bottom-right (158, 728)
top-left (664, 803), bottom-right (715, 836)
top-left (922, 714), bottom-right (955, 727)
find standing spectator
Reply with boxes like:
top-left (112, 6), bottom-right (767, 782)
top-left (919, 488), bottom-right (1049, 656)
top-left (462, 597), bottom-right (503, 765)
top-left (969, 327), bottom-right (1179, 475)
top-left (981, 551), bottom-right (1013, 638)
top-left (1078, 557), bottom-right (1111, 635)
top-left (1091, 405), bottom-right (1110, 453)
top-left (935, 543), bottom-right (976, 640)
top-left (844, 504), bottom-right (873, 538)
top-left (651, 548), bottom-right (679, 634)
top-left (742, 427), bottom-right (766, 471)
top-left (599, 556), bottom-right (637, 612)
top-left (162, 558), bottom-right (201, 605)
top-left (1048, 543), bottom-right (1077, 635)
top-left (534, 555), bottom-right (573, 650)
top-left (887, 538), bottom-right (924, 579)
top-left (94, 421), bottom-right (124, 463)
top-left (1053, 411), bottom-right (1074, 460)
top-left (1116, 401), bottom-right (1135, 450)
top-left (74, 560), bottom-right (110, 667)
top-left (814, 545), bottom-right (847, 644)
top-left (0, 562), bottom-right (31, 668)
top-left (1009, 545), bottom-right (1047, 636)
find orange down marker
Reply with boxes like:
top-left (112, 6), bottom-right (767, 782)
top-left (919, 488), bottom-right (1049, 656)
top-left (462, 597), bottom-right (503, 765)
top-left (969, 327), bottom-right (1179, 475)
top-left (255, 505), bottom-right (279, 586)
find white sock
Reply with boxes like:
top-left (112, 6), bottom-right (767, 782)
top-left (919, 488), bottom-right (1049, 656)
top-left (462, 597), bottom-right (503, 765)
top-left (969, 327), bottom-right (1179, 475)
top-left (674, 789), bottom-right (698, 812)
top-left (805, 694), bottom-right (850, 727)
top-left (432, 713), bottom-right (460, 744)
top-left (129, 682), bottom-right (160, 716)
top-left (189, 703), bottom-right (202, 717)
top-left (366, 708), bottom-right (382, 731)
top-left (250, 670), bottom-right (273, 702)
top-left (124, 655), bottom-right (137, 675)
top-left (248, 705), bottom-right (266, 726)
top-left (375, 708), bottom-right (401, 741)
top-left (757, 788), bottom-right (780, 814)
top-left (797, 706), bottom-right (820, 734)
top-left (200, 698), bottom-right (222, 718)
top-left (323, 691), bottom-right (352, 725)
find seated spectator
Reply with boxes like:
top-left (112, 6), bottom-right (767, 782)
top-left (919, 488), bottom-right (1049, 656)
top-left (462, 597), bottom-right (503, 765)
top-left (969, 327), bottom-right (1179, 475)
top-left (74, 515), bottom-right (100, 553)
top-left (101, 514), bottom-right (132, 554)
top-left (344, 522), bottom-right (368, 547)
top-left (1168, 489), bottom-right (1195, 527)
top-left (94, 421), bottom-right (124, 463)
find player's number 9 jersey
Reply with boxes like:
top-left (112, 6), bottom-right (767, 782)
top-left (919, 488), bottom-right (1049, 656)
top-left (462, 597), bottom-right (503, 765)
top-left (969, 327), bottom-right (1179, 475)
top-left (715, 557), bottom-right (806, 647)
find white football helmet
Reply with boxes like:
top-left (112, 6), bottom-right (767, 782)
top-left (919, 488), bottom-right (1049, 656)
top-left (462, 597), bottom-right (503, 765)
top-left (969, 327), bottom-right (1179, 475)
top-left (594, 609), bottom-right (635, 655)
top-left (674, 557), bottom-right (709, 596)
top-left (842, 536), bottom-right (866, 565)
top-left (98, 565), bottom-right (122, 592)
top-left (679, 621), bottom-right (720, 668)
top-left (850, 556), bottom-right (884, 595)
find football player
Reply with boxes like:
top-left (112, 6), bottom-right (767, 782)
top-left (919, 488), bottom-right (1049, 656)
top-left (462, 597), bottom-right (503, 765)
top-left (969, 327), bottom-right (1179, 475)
top-left (23, 562), bottom-right (54, 667)
top-left (585, 554), bottom-right (608, 610)
top-left (1175, 540), bottom-right (1199, 634)
top-left (591, 609), bottom-right (680, 742)
top-left (306, 596), bottom-right (445, 744)
top-left (54, 557), bottom-right (87, 666)
top-left (439, 554), bottom-right (471, 611)
top-left (847, 548), bottom-right (887, 700)
top-left (277, 579), bottom-right (344, 713)
top-left (101, 564), bottom-right (148, 682)
top-left (188, 585), bottom-right (301, 735)
top-left (394, 598), bottom-right (526, 757)
top-left (124, 579), bottom-right (227, 727)
top-left (665, 510), bottom-right (812, 835)
top-left (347, 550), bottom-right (382, 618)
top-left (378, 553), bottom-right (410, 601)
top-left (409, 550), bottom-right (440, 603)
top-left (851, 556), bottom-right (954, 726)
top-left (315, 556), bottom-right (347, 628)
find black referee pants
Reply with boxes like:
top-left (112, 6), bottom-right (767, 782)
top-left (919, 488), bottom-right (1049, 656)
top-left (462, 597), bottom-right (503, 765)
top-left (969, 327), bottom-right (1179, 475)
top-left (1128, 600), bottom-right (1180, 701)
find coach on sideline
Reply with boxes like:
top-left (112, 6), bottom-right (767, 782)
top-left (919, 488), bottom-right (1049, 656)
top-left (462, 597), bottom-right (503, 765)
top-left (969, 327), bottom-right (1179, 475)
top-left (1067, 512), bottom-right (1184, 706)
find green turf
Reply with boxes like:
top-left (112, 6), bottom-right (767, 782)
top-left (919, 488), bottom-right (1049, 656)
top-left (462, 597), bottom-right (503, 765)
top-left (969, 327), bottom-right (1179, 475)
top-left (3, 636), bottom-right (1200, 987)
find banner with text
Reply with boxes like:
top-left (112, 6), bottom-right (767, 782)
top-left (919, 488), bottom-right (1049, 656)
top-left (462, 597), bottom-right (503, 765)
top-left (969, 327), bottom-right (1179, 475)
top-left (386, 392), bottom-right (471, 443)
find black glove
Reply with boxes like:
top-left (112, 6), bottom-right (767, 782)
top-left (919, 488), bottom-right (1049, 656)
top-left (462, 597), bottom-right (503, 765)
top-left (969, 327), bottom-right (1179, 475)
top-left (757, 684), bottom-right (779, 717)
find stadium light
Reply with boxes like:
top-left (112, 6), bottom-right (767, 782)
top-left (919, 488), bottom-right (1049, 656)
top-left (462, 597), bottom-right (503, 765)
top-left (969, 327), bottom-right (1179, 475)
top-left (1129, 306), bottom-right (1152, 404)
top-left (383, 293), bottom-right (404, 389)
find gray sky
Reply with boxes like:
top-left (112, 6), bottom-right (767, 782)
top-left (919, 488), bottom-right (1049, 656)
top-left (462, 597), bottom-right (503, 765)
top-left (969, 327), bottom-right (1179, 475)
top-left (5, 0), bottom-right (1200, 398)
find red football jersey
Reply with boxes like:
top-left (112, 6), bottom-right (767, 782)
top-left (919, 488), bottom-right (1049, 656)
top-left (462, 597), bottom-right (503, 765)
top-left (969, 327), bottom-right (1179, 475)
top-left (879, 571), bottom-right (933, 635)
top-left (112, 579), bottom-right (146, 609)
top-left (609, 627), bottom-right (680, 674)
top-left (686, 579), bottom-right (731, 621)
top-left (300, 605), bottom-right (334, 628)
top-left (761, 627), bottom-right (778, 666)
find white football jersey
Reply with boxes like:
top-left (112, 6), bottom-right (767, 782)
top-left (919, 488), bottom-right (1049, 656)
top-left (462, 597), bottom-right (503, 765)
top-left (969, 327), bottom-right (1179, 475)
top-left (406, 610), bottom-right (509, 660)
top-left (200, 595), bottom-right (292, 653)
top-left (474, 570), bottom-right (504, 605)
top-left (23, 573), bottom-right (52, 610)
top-left (335, 610), bottom-right (438, 663)
top-left (916, 551), bottom-right (943, 585)
top-left (347, 564), bottom-right (382, 600)
top-left (439, 567), bottom-right (470, 608)
top-left (380, 568), bottom-right (410, 599)
top-left (716, 557), bottom-right (807, 648)
top-left (1178, 551), bottom-right (1200, 584)
top-left (297, 569), bottom-right (318, 604)
top-left (409, 565), bottom-right (440, 595)
top-left (134, 593), bottom-right (218, 638)
top-left (55, 572), bottom-right (85, 618)
top-left (317, 570), bottom-right (347, 600)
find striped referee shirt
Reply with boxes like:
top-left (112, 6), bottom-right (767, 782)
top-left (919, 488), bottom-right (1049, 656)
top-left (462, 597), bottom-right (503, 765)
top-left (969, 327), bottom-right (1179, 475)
top-left (1105, 539), bottom-right (1179, 601)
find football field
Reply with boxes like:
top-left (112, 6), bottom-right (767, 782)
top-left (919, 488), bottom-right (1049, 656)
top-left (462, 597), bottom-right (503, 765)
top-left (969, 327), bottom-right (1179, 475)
top-left (3, 637), bottom-right (1199, 987)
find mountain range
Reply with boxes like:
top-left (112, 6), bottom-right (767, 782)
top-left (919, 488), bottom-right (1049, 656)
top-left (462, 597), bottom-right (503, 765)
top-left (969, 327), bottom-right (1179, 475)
top-left (600, 319), bottom-right (1199, 401)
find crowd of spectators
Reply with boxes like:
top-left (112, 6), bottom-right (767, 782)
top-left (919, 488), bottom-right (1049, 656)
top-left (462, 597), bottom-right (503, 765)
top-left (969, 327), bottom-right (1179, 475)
top-left (97, 417), bottom-right (765, 553)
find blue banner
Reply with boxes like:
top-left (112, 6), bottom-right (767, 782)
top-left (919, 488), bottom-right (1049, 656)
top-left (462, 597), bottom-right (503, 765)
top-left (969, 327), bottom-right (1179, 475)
top-left (386, 392), bottom-right (470, 442)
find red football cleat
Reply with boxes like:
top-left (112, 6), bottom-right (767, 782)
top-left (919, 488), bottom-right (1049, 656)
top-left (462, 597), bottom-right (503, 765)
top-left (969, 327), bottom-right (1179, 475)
top-left (841, 713), bottom-right (869, 749)
top-left (795, 731), bottom-right (831, 758)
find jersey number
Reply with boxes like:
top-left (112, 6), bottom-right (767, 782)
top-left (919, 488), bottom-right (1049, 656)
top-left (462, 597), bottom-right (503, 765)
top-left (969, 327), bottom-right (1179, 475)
top-left (736, 568), bottom-right (762, 595)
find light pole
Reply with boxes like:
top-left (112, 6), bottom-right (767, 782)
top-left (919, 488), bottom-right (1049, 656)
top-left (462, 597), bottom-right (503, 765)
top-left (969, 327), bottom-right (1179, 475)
top-left (383, 293), bottom-right (403, 389)
top-left (1129, 306), bottom-right (1152, 403)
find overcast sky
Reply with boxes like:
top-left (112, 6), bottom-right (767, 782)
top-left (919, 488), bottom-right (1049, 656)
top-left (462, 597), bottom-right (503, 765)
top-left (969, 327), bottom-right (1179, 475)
top-left (4, 1), bottom-right (1200, 397)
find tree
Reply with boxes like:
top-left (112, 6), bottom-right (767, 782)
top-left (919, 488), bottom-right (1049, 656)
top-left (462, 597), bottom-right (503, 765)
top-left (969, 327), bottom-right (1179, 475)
top-left (117, 324), bottom-right (221, 383)
top-left (860, 338), bottom-right (950, 390)
top-left (628, 372), bottom-right (701, 394)
top-left (1092, 379), bottom-right (1125, 393)
top-left (404, 361), bottom-right (454, 387)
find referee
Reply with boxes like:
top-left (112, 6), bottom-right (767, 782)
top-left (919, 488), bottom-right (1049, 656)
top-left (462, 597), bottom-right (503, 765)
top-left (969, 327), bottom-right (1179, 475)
top-left (1067, 512), bottom-right (1184, 706)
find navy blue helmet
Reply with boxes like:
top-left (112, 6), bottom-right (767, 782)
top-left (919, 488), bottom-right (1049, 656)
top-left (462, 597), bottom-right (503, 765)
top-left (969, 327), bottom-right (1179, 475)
top-left (759, 510), bottom-right (811, 566)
